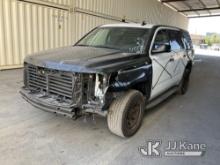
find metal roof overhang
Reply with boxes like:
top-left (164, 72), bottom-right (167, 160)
top-left (159, 0), bottom-right (220, 18)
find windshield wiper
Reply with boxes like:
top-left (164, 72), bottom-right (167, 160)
top-left (92, 45), bottom-right (121, 50)
top-left (76, 44), bottom-right (90, 47)
top-left (76, 44), bottom-right (121, 51)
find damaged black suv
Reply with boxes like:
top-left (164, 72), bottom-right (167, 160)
top-left (21, 23), bottom-right (194, 137)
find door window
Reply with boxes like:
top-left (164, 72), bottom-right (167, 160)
top-left (182, 32), bottom-right (193, 50)
top-left (152, 30), bottom-right (170, 51)
top-left (168, 30), bottom-right (184, 51)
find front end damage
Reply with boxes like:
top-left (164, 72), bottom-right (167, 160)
top-left (20, 64), bottom-right (110, 118)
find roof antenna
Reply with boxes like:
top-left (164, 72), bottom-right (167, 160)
top-left (142, 21), bottom-right (146, 26)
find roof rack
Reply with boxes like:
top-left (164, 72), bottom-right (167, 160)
top-left (121, 16), bottom-right (127, 23)
top-left (142, 21), bottom-right (146, 26)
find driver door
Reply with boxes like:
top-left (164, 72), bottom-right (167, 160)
top-left (149, 29), bottom-right (176, 100)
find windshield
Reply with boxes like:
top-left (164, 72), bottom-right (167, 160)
top-left (76, 27), bottom-right (150, 54)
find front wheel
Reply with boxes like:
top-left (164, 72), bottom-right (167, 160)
top-left (107, 90), bottom-right (145, 138)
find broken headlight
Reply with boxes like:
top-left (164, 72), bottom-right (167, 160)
top-left (94, 74), bottom-right (109, 104)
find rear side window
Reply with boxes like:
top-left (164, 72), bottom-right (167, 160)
top-left (168, 30), bottom-right (184, 51)
top-left (182, 31), bottom-right (193, 50)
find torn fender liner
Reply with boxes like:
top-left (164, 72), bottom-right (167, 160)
top-left (20, 88), bottom-right (76, 118)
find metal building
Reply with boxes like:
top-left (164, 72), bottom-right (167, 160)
top-left (0, 0), bottom-right (188, 70)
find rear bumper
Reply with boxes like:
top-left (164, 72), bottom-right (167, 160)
top-left (20, 88), bottom-right (76, 118)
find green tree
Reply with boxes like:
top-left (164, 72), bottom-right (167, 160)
top-left (205, 33), bottom-right (220, 46)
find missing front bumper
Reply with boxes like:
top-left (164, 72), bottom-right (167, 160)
top-left (20, 88), bottom-right (76, 118)
top-left (20, 88), bottom-right (108, 118)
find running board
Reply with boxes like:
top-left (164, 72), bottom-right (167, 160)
top-left (146, 87), bottom-right (178, 109)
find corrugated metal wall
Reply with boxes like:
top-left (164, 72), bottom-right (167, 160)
top-left (0, 0), bottom-right (188, 70)
top-left (0, 0), bottom-right (72, 69)
top-left (72, 0), bottom-right (188, 42)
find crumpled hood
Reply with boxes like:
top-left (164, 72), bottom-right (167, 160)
top-left (24, 46), bottom-right (147, 74)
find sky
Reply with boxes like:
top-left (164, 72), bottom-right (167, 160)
top-left (188, 17), bottom-right (220, 35)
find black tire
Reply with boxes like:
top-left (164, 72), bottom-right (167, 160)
top-left (107, 90), bottom-right (145, 138)
top-left (178, 68), bottom-right (191, 95)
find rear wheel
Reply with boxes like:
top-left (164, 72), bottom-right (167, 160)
top-left (107, 90), bottom-right (145, 138)
top-left (178, 68), bottom-right (191, 95)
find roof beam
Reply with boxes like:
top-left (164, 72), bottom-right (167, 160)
top-left (198, 0), bottom-right (211, 14)
top-left (182, 1), bottom-right (200, 16)
top-left (18, 0), bottom-right (69, 11)
top-left (179, 7), bottom-right (220, 12)
top-left (161, 0), bottom-right (186, 2)
top-left (161, 0), bottom-right (220, 18)
top-left (161, 0), bottom-right (200, 16)
top-left (164, 2), bottom-right (179, 11)
top-left (188, 14), bottom-right (220, 18)
top-left (198, 0), bottom-right (207, 8)
top-left (160, 0), bottom-right (188, 16)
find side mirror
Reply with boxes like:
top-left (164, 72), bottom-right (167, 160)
top-left (152, 44), bottom-right (171, 54)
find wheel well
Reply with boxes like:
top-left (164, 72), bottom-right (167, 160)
top-left (132, 81), bottom-right (151, 100)
top-left (186, 61), bottom-right (192, 73)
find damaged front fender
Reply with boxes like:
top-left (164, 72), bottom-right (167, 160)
top-left (109, 64), bottom-right (152, 92)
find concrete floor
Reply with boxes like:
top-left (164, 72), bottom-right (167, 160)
top-left (0, 55), bottom-right (220, 165)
